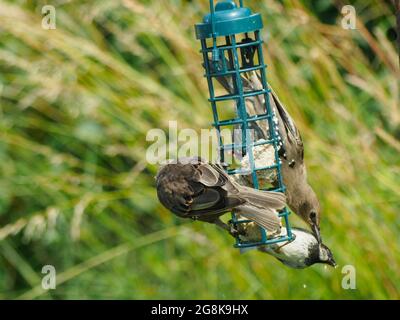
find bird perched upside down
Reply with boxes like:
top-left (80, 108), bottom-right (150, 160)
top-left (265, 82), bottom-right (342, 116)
top-left (156, 157), bottom-right (286, 236)
top-left (214, 67), bottom-right (322, 243)
top-left (236, 222), bottom-right (336, 269)
top-left (259, 229), bottom-right (335, 269)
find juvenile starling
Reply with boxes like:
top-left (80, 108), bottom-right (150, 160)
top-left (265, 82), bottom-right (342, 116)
top-left (156, 157), bottom-right (286, 235)
top-left (214, 69), bottom-right (322, 242)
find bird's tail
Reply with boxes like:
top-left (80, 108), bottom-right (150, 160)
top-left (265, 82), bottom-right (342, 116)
top-left (234, 185), bottom-right (286, 233)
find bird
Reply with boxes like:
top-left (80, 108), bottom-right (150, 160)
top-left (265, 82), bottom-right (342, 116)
top-left (236, 222), bottom-right (336, 269)
top-left (212, 65), bottom-right (322, 243)
top-left (156, 157), bottom-right (286, 236)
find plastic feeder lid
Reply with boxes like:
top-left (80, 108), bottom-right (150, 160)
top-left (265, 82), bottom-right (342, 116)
top-left (195, 0), bottom-right (263, 39)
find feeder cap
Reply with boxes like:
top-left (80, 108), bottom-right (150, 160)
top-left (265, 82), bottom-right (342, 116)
top-left (195, 0), bottom-right (263, 39)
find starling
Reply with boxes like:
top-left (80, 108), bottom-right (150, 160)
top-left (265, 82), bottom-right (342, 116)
top-left (214, 69), bottom-right (322, 243)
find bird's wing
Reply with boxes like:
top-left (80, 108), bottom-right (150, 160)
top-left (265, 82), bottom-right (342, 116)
top-left (181, 163), bottom-right (244, 217)
top-left (234, 185), bottom-right (285, 233)
top-left (189, 187), bottom-right (222, 211)
top-left (193, 163), bottom-right (284, 232)
top-left (239, 71), bottom-right (305, 162)
top-left (235, 204), bottom-right (281, 233)
top-left (196, 162), bottom-right (227, 187)
top-left (269, 87), bottom-right (304, 161)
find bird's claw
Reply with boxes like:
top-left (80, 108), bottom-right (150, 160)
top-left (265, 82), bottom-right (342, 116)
top-left (274, 234), bottom-right (296, 253)
top-left (228, 223), bottom-right (240, 237)
top-left (227, 220), bottom-right (246, 238)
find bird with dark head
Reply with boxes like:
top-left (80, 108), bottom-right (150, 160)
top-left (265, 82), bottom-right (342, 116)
top-left (237, 223), bottom-right (335, 269)
top-left (259, 228), bottom-right (336, 269)
top-left (213, 66), bottom-right (322, 243)
top-left (156, 157), bottom-right (286, 236)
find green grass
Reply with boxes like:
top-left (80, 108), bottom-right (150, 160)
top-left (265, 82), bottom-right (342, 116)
top-left (0, 0), bottom-right (399, 299)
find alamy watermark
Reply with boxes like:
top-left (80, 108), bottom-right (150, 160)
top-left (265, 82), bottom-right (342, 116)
top-left (42, 5), bottom-right (56, 30)
top-left (341, 265), bottom-right (356, 290)
top-left (341, 5), bottom-right (357, 30)
top-left (146, 120), bottom-right (264, 166)
top-left (41, 265), bottom-right (56, 290)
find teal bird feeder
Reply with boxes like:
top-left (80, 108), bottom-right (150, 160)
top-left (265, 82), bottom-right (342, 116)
top-left (195, 0), bottom-right (294, 248)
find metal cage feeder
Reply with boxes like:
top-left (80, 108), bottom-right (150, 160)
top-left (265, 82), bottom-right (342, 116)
top-left (194, 0), bottom-right (294, 248)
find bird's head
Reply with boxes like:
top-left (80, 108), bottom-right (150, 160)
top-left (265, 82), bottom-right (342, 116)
top-left (304, 240), bottom-right (336, 268)
top-left (297, 185), bottom-right (322, 243)
top-left (316, 243), bottom-right (336, 267)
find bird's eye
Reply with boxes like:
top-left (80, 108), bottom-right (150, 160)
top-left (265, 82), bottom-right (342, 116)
top-left (310, 211), bottom-right (317, 222)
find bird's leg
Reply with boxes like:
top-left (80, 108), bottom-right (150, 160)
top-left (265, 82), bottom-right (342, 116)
top-left (213, 218), bottom-right (241, 238)
top-left (274, 233), bottom-right (296, 253)
top-left (274, 242), bottom-right (289, 253)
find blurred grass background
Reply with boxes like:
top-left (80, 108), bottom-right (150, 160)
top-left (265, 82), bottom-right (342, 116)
top-left (0, 0), bottom-right (399, 299)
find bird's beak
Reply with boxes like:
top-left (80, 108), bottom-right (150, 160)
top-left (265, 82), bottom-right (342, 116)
top-left (327, 257), bottom-right (337, 268)
top-left (312, 223), bottom-right (322, 243)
